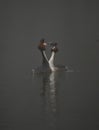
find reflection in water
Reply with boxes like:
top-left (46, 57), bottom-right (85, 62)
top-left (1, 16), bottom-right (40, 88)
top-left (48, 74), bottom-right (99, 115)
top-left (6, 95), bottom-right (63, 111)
top-left (40, 72), bottom-right (58, 130)
top-left (32, 70), bottom-right (67, 129)
top-left (49, 72), bottom-right (56, 113)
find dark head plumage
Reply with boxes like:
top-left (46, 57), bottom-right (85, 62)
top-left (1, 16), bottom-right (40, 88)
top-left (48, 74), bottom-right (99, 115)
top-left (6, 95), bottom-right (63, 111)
top-left (38, 38), bottom-right (47, 51)
top-left (51, 42), bottom-right (58, 53)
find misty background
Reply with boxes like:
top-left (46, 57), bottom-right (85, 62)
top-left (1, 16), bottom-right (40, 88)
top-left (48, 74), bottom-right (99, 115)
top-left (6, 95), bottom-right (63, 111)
top-left (0, 0), bottom-right (98, 73)
top-left (0, 0), bottom-right (99, 130)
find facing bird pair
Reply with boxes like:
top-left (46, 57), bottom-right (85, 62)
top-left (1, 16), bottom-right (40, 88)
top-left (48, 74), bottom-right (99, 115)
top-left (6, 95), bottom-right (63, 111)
top-left (38, 38), bottom-right (67, 72)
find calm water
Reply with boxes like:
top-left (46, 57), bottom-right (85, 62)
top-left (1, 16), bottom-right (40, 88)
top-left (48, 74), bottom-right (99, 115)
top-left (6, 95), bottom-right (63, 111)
top-left (0, 67), bottom-right (98, 130)
top-left (0, 1), bottom-right (99, 130)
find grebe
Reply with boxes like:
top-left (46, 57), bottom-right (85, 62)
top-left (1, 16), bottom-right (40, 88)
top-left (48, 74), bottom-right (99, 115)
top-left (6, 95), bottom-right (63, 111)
top-left (32, 39), bottom-right (50, 73)
top-left (49, 43), bottom-right (68, 72)
top-left (38, 38), bottom-right (49, 67)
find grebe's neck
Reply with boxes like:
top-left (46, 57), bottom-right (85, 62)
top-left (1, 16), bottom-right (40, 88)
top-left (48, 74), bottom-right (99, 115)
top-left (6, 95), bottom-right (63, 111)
top-left (49, 52), bottom-right (56, 71)
top-left (41, 50), bottom-right (49, 65)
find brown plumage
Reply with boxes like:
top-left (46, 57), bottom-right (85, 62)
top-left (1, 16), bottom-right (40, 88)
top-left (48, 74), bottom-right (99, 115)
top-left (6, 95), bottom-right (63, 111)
top-left (38, 38), bottom-right (46, 51)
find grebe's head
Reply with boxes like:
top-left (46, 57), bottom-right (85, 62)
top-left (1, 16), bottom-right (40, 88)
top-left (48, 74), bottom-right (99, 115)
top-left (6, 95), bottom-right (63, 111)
top-left (51, 42), bottom-right (58, 53)
top-left (38, 38), bottom-right (47, 51)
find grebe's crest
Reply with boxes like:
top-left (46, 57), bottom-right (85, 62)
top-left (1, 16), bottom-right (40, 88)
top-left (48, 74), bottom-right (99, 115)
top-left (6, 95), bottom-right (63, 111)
top-left (38, 38), bottom-right (47, 51)
top-left (51, 42), bottom-right (58, 53)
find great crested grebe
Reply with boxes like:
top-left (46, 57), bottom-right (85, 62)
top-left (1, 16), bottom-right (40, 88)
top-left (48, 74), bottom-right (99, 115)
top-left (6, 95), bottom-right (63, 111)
top-left (49, 43), bottom-right (68, 72)
top-left (32, 39), bottom-right (50, 73)
top-left (38, 38), bottom-right (49, 67)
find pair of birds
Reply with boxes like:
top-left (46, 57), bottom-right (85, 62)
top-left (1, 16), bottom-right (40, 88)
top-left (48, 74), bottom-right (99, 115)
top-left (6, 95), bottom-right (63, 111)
top-left (37, 38), bottom-right (67, 72)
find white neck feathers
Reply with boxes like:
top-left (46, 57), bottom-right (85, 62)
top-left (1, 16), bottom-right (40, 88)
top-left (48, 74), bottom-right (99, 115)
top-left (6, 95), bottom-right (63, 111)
top-left (49, 52), bottom-right (56, 71)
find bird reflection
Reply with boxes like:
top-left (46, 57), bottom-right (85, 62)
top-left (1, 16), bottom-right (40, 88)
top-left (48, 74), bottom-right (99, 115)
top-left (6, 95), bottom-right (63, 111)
top-left (49, 72), bottom-right (56, 113)
top-left (40, 71), bottom-right (58, 129)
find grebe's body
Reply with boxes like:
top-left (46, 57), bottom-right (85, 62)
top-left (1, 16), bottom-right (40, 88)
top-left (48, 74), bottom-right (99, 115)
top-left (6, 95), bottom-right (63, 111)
top-left (49, 43), bottom-right (67, 72)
